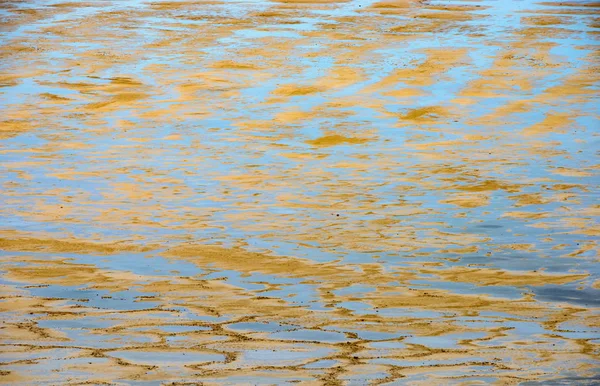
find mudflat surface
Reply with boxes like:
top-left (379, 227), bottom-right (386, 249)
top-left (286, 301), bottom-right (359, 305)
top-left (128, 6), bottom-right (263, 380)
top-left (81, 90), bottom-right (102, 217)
top-left (1, 0), bottom-right (599, 384)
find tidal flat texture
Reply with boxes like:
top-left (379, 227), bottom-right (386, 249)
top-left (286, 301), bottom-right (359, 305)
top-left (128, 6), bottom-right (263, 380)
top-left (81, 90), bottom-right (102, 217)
top-left (0, 0), bottom-right (599, 384)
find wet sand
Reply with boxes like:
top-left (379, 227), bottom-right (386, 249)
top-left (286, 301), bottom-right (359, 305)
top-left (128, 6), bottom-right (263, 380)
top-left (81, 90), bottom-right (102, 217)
top-left (1, 0), bottom-right (599, 384)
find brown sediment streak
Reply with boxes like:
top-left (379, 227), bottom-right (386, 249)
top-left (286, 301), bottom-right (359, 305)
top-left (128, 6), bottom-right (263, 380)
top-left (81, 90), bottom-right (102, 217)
top-left (523, 113), bottom-right (574, 136)
top-left (0, 236), bottom-right (154, 255)
top-left (367, 48), bottom-right (470, 91)
top-left (272, 84), bottom-right (322, 97)
top-left (420, 267), bottom-right (589, 287)
top-left (440, 193), bottom-right (491, 208)
top-left (305, 135), bottom-right (369, 147)
top-left (0, 120), bottom-right (35, 140)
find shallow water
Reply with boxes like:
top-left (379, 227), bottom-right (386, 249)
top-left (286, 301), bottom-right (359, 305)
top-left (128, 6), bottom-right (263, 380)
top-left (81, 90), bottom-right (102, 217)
top-left (0, 0), bottom-right (599, 384)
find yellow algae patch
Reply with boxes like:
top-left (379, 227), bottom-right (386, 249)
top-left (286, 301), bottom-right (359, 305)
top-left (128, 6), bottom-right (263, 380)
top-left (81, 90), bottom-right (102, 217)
top-left (305, 134), bottom-right (368, 147)
top-left (47, 170), bottom-right (105, 181)
top-left (210, 60), bottom-right (262, 70)
top-left (3, 260), bottom-right (144, 291)
top-left (368, 1), bottom-right (416, 16)
top-left (48, 81), bottom-right (98, 91)
top-left (137, 282), bottom-right (319, 320)
top-left (366, 287), bottom-right (545, 316)
top-left (425, 5), bottom-right (487, 12)
top-left (39, 92), bottom-right (72, 102)
top-left (0, 370), bottom-right (25, 384)
top-left (537, 1), bottom-right (600, 8)
top-left (540, 61), bottom-right (598, 98)
top-left (109, 76), bottom-right (144, 87)
top-left (49, 2), bottom-right (104, 7)
top-left (550, 167), bottom-right (594, 177)
top-left (437, 245), bottom-right (479, 254)
top-left (1, 320), bottom-right (69, 342)
top-left (522, 16), bottom-right (571, 26)
top-left (414, 12), bottom-right (480, 22)
top-left (368, 48), bottom-right (469, 90)
top-left (422, 267), bottom-right (589, 287)
top-left (111, 182), bottom-right (155, 201)
top-left (252, 11), bottom-right (287, 18)
top-left (279, 151), bottom-right (329, 160)
top-left (0, 74), bottom-right (23, 88)
top-left (276, 0), bottom-right (350, 3)
top-left (165, 244), bottom-right (355, 279)
top-left (441, 193), bottom-right (490, 208)
top-left (503, 211), bottom-right (550, 220)
top-left (274, 109), bottom-right (315, 123)
top-left (390, 20), bottom-right (448, 33)
top-left (383, 88), bottom-right (426, 98)
top-left (523, 113), bottom-right (573, 136)
top-left (0, 295), bottom-right (54, 314)
top-left (563, 241), bottom-right (597, 259)
top-left (549, 183), bottom-right (588, 192)
top-left (0, 120), bottom-right (33, 139)
top-left (400, 106), bottom-right (449, 121)
top-left (510, 193), bottom-right (549, 207)
top-left (214, 173), bottom-right (271, 187)
top-left (371, 1), bottom-right (413, 9)
top-left (272, 84), bottom-right (321, 96)
top-left (463, 134), bottom-right (493, 141)
top-left (149, 1), bottom-right (198, 10)
top-left (455, 180), bottom-right (522, 193)
top-left (85, 92), bottom-right (149, 111)
top-left (176, 72), bottom-right (248, 93)
top-left (315, 66), bottom-right (364, 90)
top-left (0, 236), bottom-right (154, 255)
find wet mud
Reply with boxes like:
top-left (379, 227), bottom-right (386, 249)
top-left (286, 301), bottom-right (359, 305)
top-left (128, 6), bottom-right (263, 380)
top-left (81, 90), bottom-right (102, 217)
top-left (1, 0), bottom-right (599, 384)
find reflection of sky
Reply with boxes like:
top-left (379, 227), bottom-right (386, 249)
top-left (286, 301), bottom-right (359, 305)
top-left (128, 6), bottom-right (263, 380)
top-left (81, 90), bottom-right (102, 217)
top-left (0, 0), bottom-right (599, 303)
